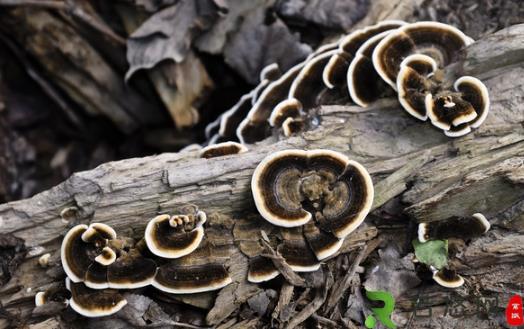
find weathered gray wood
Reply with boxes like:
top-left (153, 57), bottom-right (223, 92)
top-left (1, 23), bottom-right (524, 329)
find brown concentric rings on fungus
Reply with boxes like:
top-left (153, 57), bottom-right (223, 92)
top-left (199, 141), bottom-right (248, 158)
top-left (425, 76), bottom-right (489, 134)
top-left (347, 30), bottom-right (398, 107)
top-left (396, 54), bottom-right (439, 121)
top-left (152, 263), bottom-right (232, 294)
top-left (373, 21), bottom-right (474, 90)
top-left (106, 248), bottom-right (157, 289)
top-left (418, 213), bottom-right (490, 243)
top-left (251, 149), bottom-right (374, 238)
top-left (144, 211), bottom-right (206, 259)
top-left (61, 224), bottom-right (97, 283)
top-left (247, 256), bottom-right (280, 283)
top-left (432, 267), bottom-right (465, 288)
top-left (67, 278), bottom-right (127, 317)
top-left (323, 20), bottom-right (406, 89)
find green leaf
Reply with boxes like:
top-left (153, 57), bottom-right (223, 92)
top-left (412, 239), bottom-right (448, 270)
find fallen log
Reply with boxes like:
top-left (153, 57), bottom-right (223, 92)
top-left (0, 23), bottom-right (524, 329)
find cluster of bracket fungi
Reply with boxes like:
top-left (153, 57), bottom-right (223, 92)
top-left (416, 213), bottom-right (491, 288)
top-left (38, 149), bottom-right (375, 318)
top-left (41, 20), bottom-right (494, 319)
top-left (204, 20), bottom-right (490, 148)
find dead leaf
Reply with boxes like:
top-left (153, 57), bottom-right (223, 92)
top-left (126, 0), bottom-right (222, 80)
top-left (223, 7), bottom-right (312, 84)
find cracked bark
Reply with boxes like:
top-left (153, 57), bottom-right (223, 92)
top-left (0, 23), bottom-right (524, 329)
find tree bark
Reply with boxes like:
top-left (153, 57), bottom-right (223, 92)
top-left (1, 23), bottom-right (524, 329)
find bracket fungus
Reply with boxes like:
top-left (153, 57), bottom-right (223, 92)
top-left (252, 149), bottom-right (373, 238)
top-left (61, 223), bottom-right (115, 285)
top-left (153, 262), bottom-right (232, 294)
top-left (281, 117), bottom-right (305, 137)
top-left (248, 256), bottom-right (280, 283)
top-left (418, 213), bottom-right (490, 243)
top-left (67, 279), bottom-right (128, 317)
top-left (323, 20), bottom-right (406, 89)
top-left (35, 286), bottom-right (70, 308)
top-left (237, 62), bottom-right (307, 144)
top-left (373, 21), bottom-right (474, 90)
top-left (396, 57), bottom-right (489, 136)
top-left (199, 141), bottom-right (248, 158)
top-left (396, 54), bottom-right (439, 121)
top-left (61, 223), bottom-right (156, 291)
top-left (425, 76), bottom-right (489, 136)
top-left (145, 211), bottom-right (207, 259)
top-left (347, 30), bottom-right (397, 107)
top-left (432, 267), bottom-right (465, 288)
top-left (288, 50), bottom-right (338, 111)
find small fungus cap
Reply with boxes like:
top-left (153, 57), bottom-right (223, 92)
top-left (94, 247), bottom-right (117, 266)
top-left (425, 76), bottom-right (489, 134)
top-left (432, 267), bottom-right (465, 288)
top-left (68, 279), bottom-right (127, 317)
top-left (396, 54), bottom-right (439, 121)
top-left (145, 211), bottom-right (206, 259)
top-left (373, 21), bottom-right (473, 90)
top-left (247, 256), bottom-right (280, 283)
top-left (199, 141), bottom-right (248, 159)
top-left (251, 149), bottom-right (374, 238)
top-left (268, 98), bottom-right (302, 128)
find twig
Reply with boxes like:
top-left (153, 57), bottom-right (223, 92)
top-left (260, 238), bottom-right (307, 287)
top-left (285, 269), bottom-right (332, 329)
top-left (272, 282), bottom-right (294, 322)
top-left (325, 245), bottom-right (368, 312)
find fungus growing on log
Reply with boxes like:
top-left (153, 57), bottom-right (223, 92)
top-left (199, 141), bottom-right (248, 158)
top-left (347, 30), bottom-right (397, 107)
top-left (373, 21), bottom-right (474, 90)
top-left (145, 211), bottom-right (207, 259)
top-left (288, 49), bottom-right (338, 110)
top-left (432, 267), bottom-right (465, 288)
top-left (106, 248), bottom-right (157, 289)
top-left (61, 223), bottom-right (118, 285)
top-left (323, 20), bottom-right (406, 89)
top-left (67, 279), bottom-right (128, 317)
top-left (418, 213), bottom-right (490, 243)
top-left (396, 54), bottom-right (439, 121)
top-left (247, 256), bottom-right (280, 283)
top-left (251, 149), bottom-right (374, 238)
top-left (153, 263), bottom-right (232, 294)
top-left (281, 117), bottom-right (305, 137)
top-left (425, 76), bottom-right (490, 136)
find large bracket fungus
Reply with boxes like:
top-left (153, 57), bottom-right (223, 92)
top-left (252, 149), bottom-right (373, 237)
top-left (372, 21), bottom-right (474, 90)
top-left (250, 148), bottom-right (373, 275)
top-left (145, 210), bottom-right (207, 259)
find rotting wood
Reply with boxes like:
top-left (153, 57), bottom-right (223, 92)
top-left (0, 23), bottom-right (523, 329)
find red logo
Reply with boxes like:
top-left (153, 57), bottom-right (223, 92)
top-left (506, 295), bottom-right (524, 326)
